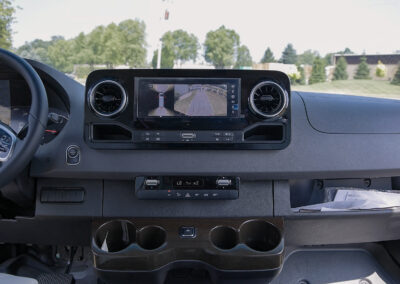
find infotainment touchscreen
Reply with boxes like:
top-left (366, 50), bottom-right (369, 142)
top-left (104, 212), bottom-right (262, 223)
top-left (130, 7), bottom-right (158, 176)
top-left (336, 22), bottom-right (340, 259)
top-left (136, 78), bottom-right (240, 118)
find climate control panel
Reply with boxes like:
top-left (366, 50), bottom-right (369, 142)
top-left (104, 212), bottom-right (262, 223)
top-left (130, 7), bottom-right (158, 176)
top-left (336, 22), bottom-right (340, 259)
top-left (135, 176), bottom-right (240, 200)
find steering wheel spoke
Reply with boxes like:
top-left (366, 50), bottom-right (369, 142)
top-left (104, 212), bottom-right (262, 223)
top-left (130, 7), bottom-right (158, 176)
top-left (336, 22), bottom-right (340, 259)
top-left (0, 48), bottom-right (48, 187)
top-left (0, 123), bottom-right (18, 163)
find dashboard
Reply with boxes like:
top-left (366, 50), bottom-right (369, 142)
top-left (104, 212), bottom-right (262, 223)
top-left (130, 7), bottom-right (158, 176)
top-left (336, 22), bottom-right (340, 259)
top-left (84, 69), bottom-right (291, 150)
top-left (1, 58), bottom-right (400, 244)
top-left (2, 59), bottom-right (400, 283)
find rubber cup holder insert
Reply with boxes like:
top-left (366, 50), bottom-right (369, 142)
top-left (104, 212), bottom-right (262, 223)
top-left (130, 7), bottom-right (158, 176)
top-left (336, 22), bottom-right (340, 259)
top-left (239, 220), bottom-right (281, 252)
top-left (210, 226), bottom-right (238, 250)
top-left (138, 226), bottom-right (167, 250)
top-left (95, 220), bottom-right (136, 253)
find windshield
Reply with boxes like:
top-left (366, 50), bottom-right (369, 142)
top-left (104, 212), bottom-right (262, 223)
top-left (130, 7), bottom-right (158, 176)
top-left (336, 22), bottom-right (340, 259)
top-left (4, 0), bottom-right (400, 98)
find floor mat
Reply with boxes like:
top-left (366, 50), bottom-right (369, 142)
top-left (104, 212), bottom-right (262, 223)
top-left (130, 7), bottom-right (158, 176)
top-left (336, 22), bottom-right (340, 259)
top-left (272, 249), bottom-right (397, 284)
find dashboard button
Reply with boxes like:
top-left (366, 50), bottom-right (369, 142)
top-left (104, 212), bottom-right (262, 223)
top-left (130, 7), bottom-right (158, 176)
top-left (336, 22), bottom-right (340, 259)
top-left (66, 145), bottom-right (80, 165)
top-left (67, 147), bottom-right (78, 158)
top-left (179, 226), bottom-right (196, 238)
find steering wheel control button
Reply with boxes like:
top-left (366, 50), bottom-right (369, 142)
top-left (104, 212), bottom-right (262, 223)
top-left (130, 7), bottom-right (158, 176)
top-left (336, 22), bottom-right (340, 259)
top-left (179, 226), bottom-right (196, 238)
top-left (1, 134), bottom-right (12, 145)
top-left (0, 126), bottom-right (16, 162)
top-left (66, 145), bottom-right (80, 165)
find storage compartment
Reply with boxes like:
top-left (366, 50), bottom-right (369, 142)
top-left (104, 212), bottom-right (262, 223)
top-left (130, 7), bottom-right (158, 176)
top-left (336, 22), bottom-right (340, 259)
top-left (91, 217), bottom-right (284, 284)
top-left (274, 179), bottom-right (400, 246)
top-left (244, 124), bottom-right (283, 142)
top-left (91, 124), bottom-right (132, 141)
top-left (288, 178), bottom-right (400, 212)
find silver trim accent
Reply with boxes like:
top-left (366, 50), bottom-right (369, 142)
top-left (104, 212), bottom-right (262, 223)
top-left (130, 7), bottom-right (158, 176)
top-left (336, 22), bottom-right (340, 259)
top-left (216, 179), bottom-right (232, 186)
top-left (88, 80), bottom-right (128, 117)
top-left (145, 179), bottom-right (160, 186)
top-left (0, 124), bottom-right (17, 162)
top-left (248, 81), bottom-right (289, 119)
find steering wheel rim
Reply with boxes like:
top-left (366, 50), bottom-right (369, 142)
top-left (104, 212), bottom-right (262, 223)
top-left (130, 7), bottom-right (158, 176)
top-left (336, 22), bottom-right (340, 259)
top-left (0, 48), bottom-right (48, 188)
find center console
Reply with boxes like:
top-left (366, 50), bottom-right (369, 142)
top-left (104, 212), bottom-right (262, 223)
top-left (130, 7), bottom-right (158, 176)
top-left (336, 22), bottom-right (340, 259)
top-left (92, 218), bottom-right (284, 284)
top-left (84, 69), bottom-right (291, 150)
top-left (83, 69), bottom-right (289, 283)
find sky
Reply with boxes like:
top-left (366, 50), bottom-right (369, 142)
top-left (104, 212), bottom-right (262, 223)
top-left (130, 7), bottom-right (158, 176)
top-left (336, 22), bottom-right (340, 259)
top-left (12, 0), bottom-right (400, 62)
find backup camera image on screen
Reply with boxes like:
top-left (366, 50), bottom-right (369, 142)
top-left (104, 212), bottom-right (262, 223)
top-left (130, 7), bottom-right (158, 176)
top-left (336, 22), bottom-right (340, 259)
top-left (144, 83), bottom-right (228, 117)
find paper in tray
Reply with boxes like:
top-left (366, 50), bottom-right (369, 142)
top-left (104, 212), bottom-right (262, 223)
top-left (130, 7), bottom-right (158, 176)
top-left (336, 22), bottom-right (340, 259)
top-left (293, 187), bottom-right (400, 212)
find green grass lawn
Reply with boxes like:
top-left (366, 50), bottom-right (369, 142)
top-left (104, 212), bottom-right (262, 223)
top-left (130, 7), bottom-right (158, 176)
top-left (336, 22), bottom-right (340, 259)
top-left (293, 80), bottom-right (400, 100)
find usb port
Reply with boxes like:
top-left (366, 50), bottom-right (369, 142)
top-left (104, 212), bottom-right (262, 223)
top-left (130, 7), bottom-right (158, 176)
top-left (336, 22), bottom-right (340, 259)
top-left (145, 179), bottom-right (160, 186)
top-left (181, 132), bottom-right (196, 139)
top-left (216, 179), bottom-right (232, 186)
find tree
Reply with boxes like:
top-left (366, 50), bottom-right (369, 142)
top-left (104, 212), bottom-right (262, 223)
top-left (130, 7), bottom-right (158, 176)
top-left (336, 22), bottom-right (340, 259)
top-left (234, 45), bottom-right (252, 68)
top-left (204, 25), bottom-right (240, 68)
top-left (72, 32), bottom-right (96, 67)
top-left (309, 57), bottom-right (326, 84)
top-left (86, 26), bottom-right (107, 65)
top-left (0, 0), bottom-right (16, 49)
top-left (17, 38), bottom-right (55, 65)
top-left (101, 23), bottom-right (124, 68)
top-left (170, 29), bottom-right (199, 64)
top-left (324, 53), bottom-right (334, 65)
top-left (297, 50), bottom-right (319, 65)
top-left (354, 56), bottom-right (371, 79)
top-left (391, 63), bottom-right (400, 86)
top-left (280, 43), bottom-right (297, 64)
top-left (151, 43), bottom-right (175, 69)
top-left (333, 56), bottom-right (348, 80)
top-left (342, 47), bottom-right (354, 54)
top-left (47, 39), bottom-right (75, 73)
top-left (289, 65), bottom-right (305, 85)
top-left (297, 65), bottom-right (306, 85)
top-left (118, 19), bottom-right (147, 68)
top-left (151, 50), bottom-right (158, 69)
top-left (15, 19), bottom-right (148, 72)
top-left (260, 47), bottom-right (275, 63)
top-left (152, 29), bottom-right (199, 69)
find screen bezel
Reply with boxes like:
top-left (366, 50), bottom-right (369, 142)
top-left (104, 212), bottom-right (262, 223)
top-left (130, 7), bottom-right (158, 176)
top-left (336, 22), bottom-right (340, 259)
top-left (135, 77), bottom-right (241, 120)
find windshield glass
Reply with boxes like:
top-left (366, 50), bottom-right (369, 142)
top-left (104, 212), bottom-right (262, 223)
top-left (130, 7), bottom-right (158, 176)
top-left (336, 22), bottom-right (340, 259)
top-left (5, 0), bottom-right (400, 98)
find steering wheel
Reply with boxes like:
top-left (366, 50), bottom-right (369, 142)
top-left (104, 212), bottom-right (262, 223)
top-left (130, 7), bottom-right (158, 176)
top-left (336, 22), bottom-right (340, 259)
top-left (0, 49), bottom-right (48, 188)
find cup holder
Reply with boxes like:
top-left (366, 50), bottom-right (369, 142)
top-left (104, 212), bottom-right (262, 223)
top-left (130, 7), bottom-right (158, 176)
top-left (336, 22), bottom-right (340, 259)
top-left (138, 226), bottom-right (167, 250)
top-left (239, 220), bottom-right (281, 252)
top-left (94, 220), bottom-right (136, 253)
top-left (210, 226), bottom-right (238, 250)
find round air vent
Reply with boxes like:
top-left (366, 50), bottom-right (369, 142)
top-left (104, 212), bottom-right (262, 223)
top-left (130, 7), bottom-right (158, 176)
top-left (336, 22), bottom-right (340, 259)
top-left (249, 81), bottom-right (288, 119)
top-left (88, 80), bottom-right (127, 117)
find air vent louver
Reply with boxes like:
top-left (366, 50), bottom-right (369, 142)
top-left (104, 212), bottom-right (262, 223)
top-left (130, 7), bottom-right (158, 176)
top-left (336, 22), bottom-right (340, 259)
top-left (249, 81), bottom-right (288, 118)
top-left (89, 80), bottom-right (127, 117)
